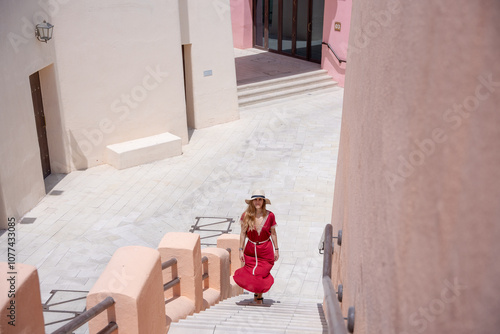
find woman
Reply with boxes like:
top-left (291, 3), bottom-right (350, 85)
top-left (233, 190), bottom-right (279, 304)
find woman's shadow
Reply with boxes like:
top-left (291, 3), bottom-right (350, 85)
top-left (235, 297), bottom-right (279, 307)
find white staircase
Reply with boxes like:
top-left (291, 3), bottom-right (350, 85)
top-left (168, 293), bottom-right (327, 334)
top-left (238, 69), bottom-right (338, 107)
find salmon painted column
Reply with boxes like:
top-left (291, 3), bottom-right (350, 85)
top-left (230, 0), bottom-right (253, 49)
top-left (86, 246), bottom-right (167, 333)
top-left (0, 263), bottom-right (45, 334)
top-left (158, 232), bottom-right (203, 319)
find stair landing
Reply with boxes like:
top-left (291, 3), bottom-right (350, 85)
top-left (235, 48), bottom-right (338, 107)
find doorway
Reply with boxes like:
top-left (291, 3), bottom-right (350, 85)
top-left (29, 71), bottom-right (51, 179)
top-left (253, 0), bottom-right (324, 63)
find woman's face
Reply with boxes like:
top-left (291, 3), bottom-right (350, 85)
top-left (252, 198), bottom-right (264, 209)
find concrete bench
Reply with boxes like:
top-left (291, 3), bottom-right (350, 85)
top-left (106, 132), bottom-right (181, 169)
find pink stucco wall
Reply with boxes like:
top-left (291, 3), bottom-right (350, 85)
top-left (321, 0), bottom-right (351, 87)
top-left (332, 1), bottom-right (500, 333)
top-left (231, 0), bottom-right (253, 49)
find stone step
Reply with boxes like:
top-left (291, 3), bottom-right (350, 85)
top-left (237, 69), bottom-right (338, 107)
top-left (203, 301), bottom-right (323, 310)
top-left (237, 69), bottom-right (330, 92)
top-left (169, 293), bottom-right (327, 334)
top-left (183, 313), bottom-right (325, 324)
top-left (200, 307), bottom-right (323, 316)
top-left (238, 73), bottom-right (334, 99)
top-left (177, 318), bottom-right (326, 328)
top-left (168, 322), bottom-right (325, 334)
top-left (238, 81), bottom-right (338, 107)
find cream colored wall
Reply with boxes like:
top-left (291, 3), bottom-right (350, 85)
top-left (183, 0), bottom-right (239, 129)
top-left (0, 0), bottom-right (207, 225)
top-left (0, 0), bottom-right (58, 226)
top-left (332, 1), bottom-right (500, 333)
top-left (52, 0), bottom-right (188, 169)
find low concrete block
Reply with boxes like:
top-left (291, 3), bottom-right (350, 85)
top-left (202, 248), bottom-right (230, 302)
top-left (106, 132), bottom-right (182, 169)
top-left (217, 234), bottom-right (244, 296)
top-left (87, 246), bottom-right (166, 334)
top-left (202, 288), bottom-right (220, 310)
top-left (229, 276), bottom-right (243, 297)
top-left (164, 296), bottom-right (196, 328)
top-left (0, 263), bottom-right (44, 334)
top-left (216, 233), bottom-right (242, 275)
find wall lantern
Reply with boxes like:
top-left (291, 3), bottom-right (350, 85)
top-left (35, 21), bottom-right (54, 43)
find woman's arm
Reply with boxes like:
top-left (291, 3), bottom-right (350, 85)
top-left (239, 225), bottom-right (246, 263)
top-left (271, 226), bottom-right (279, 261)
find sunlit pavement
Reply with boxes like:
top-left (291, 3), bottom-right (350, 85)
top-left (0, 50), bottom-right (343, 331)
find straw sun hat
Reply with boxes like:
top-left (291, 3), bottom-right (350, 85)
top-left (245, 190), bottom-right (271, 205)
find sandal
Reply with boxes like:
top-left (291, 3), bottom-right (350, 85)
top-left (256, 297), bottom-right (263, 305)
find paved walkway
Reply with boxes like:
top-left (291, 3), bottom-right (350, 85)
top-left (0, 49), bottom-right (343, 332)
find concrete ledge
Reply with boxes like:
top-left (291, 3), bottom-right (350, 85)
top-left (202, 248), bottom-right (231, 301)
top-left (106, 132), bottom-right (182, 169)
top-left (202, 288), bottom-right (220, 310)
top-left (165, 296), bottom-right (196, 329)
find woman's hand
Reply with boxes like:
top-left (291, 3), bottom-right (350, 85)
top-left (274, 249), bottom-right (279, 261)
top-left (239, 249), bottom-right (245, 263)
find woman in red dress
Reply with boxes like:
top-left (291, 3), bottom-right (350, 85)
top-left (233, 190), bottom-right (279, 304)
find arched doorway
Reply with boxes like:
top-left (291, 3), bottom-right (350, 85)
top-left (253, 0), bottom-right (324, 63)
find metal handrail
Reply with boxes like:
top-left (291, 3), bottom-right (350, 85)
top-left (164, 277), bottom-right (180, 291)
top-left (162, 258), bottom-right (181, 291)
top-left (52, 296), bottom-right (117, 334)
top-left (322, 42), bottom-right (347, 64)
top-left (202, 256), bottom-right (209, 281)
top-left (322, 224), bottom-right (348, 334)
top-left (162, 258), bottom-right (177, 270)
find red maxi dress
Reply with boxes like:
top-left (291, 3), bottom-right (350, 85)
top-left (233, 211), bottom-right (277, 293)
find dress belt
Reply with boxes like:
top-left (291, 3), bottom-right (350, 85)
top-left (247, 237), bottom-right (271, 275)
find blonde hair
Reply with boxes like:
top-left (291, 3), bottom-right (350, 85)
top-left (242, 201), bottom-right (267, 232)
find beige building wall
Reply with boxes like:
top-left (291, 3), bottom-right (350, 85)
top-left (332, 1), bottom-right (500, 333)
top-left (182, 0), bottom-right (239, 129)
top-left (52, 0), bottom-right (188, 169)
top-left (0, 0), bottom-right (58, 227)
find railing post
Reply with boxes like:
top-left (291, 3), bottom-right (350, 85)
top-left (323, 224), bottom-right (333, 278)
top-left (321, 223), bottom-right (351, 334)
